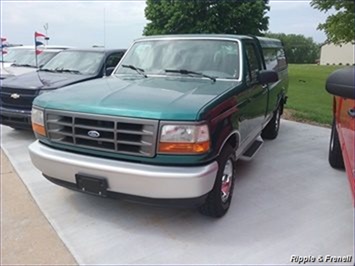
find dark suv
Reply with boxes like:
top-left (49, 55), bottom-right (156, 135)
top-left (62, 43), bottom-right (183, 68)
top-left (0, 48), bottom-right (126, 129)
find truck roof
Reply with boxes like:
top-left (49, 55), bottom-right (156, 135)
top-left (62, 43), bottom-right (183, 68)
top-left (135, 34), bottom-right (283, 48)
top-left (7, 45), bottom-right (71, 50)
top-left (63, 48), bottom-right (126, 53)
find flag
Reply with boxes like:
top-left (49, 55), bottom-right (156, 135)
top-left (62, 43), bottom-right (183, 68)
top-left (35, 32), bottom-right (46, 38)
top-left (0, 36), bottom-right (7, 54)
top-left (35, 41), bottom-right (44, 46)
top-left (34, 31), bottom-right (47, 58)
top-left (34, 31), bottom-right (47, 66)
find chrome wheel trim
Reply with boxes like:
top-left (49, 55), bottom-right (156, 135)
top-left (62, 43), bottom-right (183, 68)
top-left (221, 159), bottom-right (234, 203)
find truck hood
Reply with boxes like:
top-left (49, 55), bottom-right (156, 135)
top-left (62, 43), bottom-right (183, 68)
top-left (0, 64), bottom-right (17, 79)
top-left (35, 76), bottom-right (240, 120)
top-left (1, 71), bottom-right (95, 90)
top-left (0, 65), bottom-right (37, 79)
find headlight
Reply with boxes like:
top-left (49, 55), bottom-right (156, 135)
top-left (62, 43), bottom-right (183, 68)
top-left (31, 107), bottom-right (46, 136)
top-left (158, 124), bottom-right (210, 154)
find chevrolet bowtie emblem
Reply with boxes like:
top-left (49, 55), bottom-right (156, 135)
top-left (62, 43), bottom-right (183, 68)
top-left (10, 93), bottom-right (20, 99)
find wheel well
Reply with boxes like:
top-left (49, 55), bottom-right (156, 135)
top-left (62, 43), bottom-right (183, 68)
top-left (279, 94), bottom-right (287, 115)
top-left (221, 133), bottom-right (239, 153)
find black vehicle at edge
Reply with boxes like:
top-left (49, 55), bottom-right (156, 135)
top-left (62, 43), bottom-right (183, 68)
top-left (0, 48), bottom-right (126, 129)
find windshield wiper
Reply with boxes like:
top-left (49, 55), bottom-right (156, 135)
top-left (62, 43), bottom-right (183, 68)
top-left (55, 68), bottom-right (82, 74)
top-left (122, 64), bottom-right (147, 78)
top-left (165, 69), bottom-right (216, 82)
top-left (12, 63), bottom-right (36, 68)
top-left (39, 68), bottom-right (56, 73)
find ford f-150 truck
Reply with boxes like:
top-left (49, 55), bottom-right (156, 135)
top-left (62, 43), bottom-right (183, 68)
top-left (29, 35), bottom-right (288, 217)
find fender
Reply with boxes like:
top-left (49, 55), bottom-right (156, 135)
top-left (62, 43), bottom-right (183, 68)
top-left (217, 130), bottom-right (241, 156)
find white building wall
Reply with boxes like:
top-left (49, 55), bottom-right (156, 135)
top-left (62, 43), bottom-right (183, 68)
top-left (320, 43), bottom-right (355, 65)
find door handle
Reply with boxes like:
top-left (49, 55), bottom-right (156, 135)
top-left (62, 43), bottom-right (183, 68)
top-left (348, 108), bottom-right (355, 118)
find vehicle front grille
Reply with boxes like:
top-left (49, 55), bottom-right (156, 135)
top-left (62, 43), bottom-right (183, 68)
top-left (45, 109), bottom-right (159, 157)
top-left (0, 87), bottom-right (38, 110)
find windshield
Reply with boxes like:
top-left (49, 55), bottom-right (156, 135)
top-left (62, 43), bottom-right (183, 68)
top-left (42, 51), bottom-right (104, 75)
top-left (4, 49), bottom-right (59, 67)
top-left (115, 39), bottom-right (240, 79)
top-left (2, 48), bottom-right (24, 62)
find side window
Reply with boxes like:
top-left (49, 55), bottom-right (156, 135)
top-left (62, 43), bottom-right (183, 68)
top-left (277, 48), bottom-right (287, 70)
top-left (106, 52), bottom-right (124, 68)
top-left (245, 43), bottom-right (261, 82)
top-left (263, 48), bottom-right (278, 71)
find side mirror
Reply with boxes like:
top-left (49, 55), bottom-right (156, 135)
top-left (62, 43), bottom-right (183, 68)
top-left (258, 70), bottom-right (279, 84)
top-left (105, 67), bottom-right (115, 76)
top-left (326, 67), bottom-right (355, 99)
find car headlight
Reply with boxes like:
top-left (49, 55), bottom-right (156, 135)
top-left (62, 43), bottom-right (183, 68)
top-left (158, 124), bottom-right (210, 154)
top-left (31, 107), bottom-right (46, 136)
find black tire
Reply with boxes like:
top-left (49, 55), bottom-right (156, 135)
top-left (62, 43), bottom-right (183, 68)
top-left (199, 145), bottom-right (236, 218)
top-left (329, 118), bottom-right (345, 169)
top-left (261, 104), bottom-right (282, 140)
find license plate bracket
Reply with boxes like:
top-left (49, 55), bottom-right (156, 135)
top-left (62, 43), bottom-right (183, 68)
top-left (75, 174), bottom-right (108, 197)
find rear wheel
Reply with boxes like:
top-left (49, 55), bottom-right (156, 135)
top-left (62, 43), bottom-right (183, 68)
top-left (261, 103), bottom-right (282, 140)
top-left (199, 145), bottom-right (236, 218)
top-left (329, 118), bottom-right (344, 169)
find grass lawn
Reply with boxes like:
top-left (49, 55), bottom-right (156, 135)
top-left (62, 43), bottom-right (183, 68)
top-left (285, 64), bottom-right (344, 126)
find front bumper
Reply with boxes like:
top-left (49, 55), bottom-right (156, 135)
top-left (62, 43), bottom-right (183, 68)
top-left (0, 106), bottom-right (32, 128)
top-left (29, 141), bottom-right (218, 201)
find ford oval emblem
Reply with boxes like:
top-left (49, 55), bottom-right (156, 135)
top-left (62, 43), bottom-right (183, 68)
top-left (88, 130), bottom-right (100, 138)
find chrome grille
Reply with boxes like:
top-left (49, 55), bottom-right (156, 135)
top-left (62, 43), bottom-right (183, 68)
top-left (45, 110), bottom-right (158, 157)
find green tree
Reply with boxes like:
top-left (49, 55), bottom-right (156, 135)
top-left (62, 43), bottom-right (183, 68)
top-left (266, 33), bottom-right (320, 64)
top-left (144, 0), bottom-right (269, 36)
top-left (311, 0), bottom-right (355, 44)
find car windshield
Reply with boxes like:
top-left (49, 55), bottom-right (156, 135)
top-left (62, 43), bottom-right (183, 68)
top-left (4, 49), bottom-right (59, 67)
top-left (115, 39), bottom-right (240, 79)
top-left (2, 48), bottom-right (25, 62)
top-left (41, 51), bottom-right (104, 75)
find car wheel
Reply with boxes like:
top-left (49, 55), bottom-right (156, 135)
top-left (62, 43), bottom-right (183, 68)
top-left (329, 118), bottom-right (345, 169)
top-left (261, 103), bottom-right (282, 140)
top-left (199, 144), bottom-right (236, 218)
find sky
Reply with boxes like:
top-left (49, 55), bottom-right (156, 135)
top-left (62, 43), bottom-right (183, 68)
top-left (1, 0), bottom-right (332, 49)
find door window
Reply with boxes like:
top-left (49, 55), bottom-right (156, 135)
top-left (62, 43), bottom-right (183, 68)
top-left (106, 52), bottom-right (124, 68)
top-left (245, 43), bottom-right (261, 82)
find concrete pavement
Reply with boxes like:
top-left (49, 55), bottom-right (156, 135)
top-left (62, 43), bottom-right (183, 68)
top-left (1, 120), bottom-right (354, 265)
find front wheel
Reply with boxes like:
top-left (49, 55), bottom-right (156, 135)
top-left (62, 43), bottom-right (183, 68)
top-left (199, 145), bottom-right (236, 218)
top-left (261, 104), bottom-right (282, 140)
top-left (329, 118), bottom-right (344, 169)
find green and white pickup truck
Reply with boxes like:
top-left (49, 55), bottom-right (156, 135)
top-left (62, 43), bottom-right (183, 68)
top-left (29, 35), bottom-right (288, 217)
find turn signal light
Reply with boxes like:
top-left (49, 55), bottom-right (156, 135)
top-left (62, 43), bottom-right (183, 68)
top-left (158, 141), bottom-right (210, 154)
top-left (32, 123), bottom-right (46, 136)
